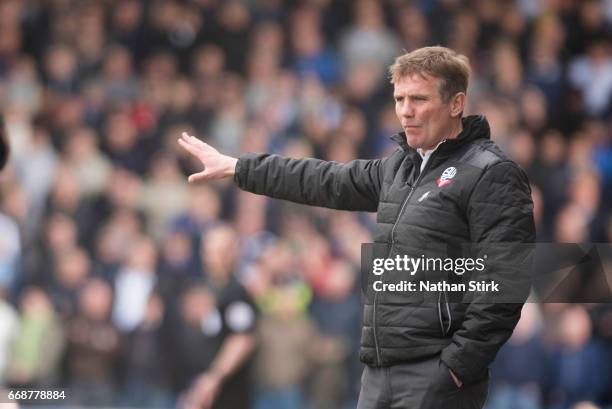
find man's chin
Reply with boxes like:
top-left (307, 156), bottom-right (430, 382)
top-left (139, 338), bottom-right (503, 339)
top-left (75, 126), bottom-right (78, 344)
top-left (404, 135), bottom-right (422, 149)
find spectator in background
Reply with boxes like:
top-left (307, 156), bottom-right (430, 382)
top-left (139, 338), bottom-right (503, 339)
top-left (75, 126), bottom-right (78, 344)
top-left (209, 73), bottom-right (248, 158)
top-left (6, 287), bottom-right (64, 388)
top-left (567, 0), bottom-right (611, 56)
top-left (339, 0), bottom-right (400, 76)
top-left (525, 34), bottom-right (566, 122)
top-left (91, 208), bottom-right (144, 280)
top-left (48, 246), bottom-right (90, 320)
top-left (118, 292), bottom-right (173, 408)
top-left (394, 5), bottom-right (430, 52)
top-left (0, 286), bottom-right (18, 386)
top-left (170, 183), bottom-right (222, 245)
top-left (547, 306), bottom-right (610, 409)
top-left (485, 303), bottom-right (547, 409)
top-left (568, 40), bottom-right (612, 117)
top-left (5, 55), bottom-right (42, 117)
top-left (584, 119), bottom-right (612, 206)
top-left (11, 119), bottom-right (57, 233)
top-left (102, 110), bottom-right (149, 174)
top-left (157, 227), bottom-right (200, 303)
top-left (43, 44), bottom-right (80, 96)
top-left (112, 235), bottom-right (157, 333)
top-left (0, 217), bottom-right (19, 290)
top-left (141, 153), bottom-right (189, 239)
top-left (489, 39), bottom-right (524, 100)
top-left (160, 76), bottom-right (202, 134)
top-left (74, 3), bottom-right (106, 81)
top-left (209, 1), bottom-right (252, 74)
top-left (308, 259), bottom-right (362, 409)
top-left (109, 0), bottom-right (148, 61)
top-left (172, 224), bottom-right (257, 409)
top-left (530, 130), bottom-right (570, 240)
top-left (63, 126), bottom-right (112, 199)
top-left (25, 211), bottom-right (77, 287)
top-left (98, 45), bottom-right (140, 104)
top-left (45, 164), bottom-right (100, 247)
top-left (64, 278), bottom-right (122, 407)
top-left (249, 237), bottom-right (318, 409)
top-left (290, 6), bottom-right (341, 85)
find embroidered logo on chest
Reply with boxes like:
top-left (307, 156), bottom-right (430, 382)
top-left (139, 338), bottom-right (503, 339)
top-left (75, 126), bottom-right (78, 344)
top-left (417, 191), bottom-right (430, 202)
top-left (436, 167), bottom-right (457, 187)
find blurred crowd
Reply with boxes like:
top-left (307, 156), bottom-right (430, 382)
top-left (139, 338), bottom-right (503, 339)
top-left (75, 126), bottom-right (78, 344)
top-left (0, 0), bottom-right (610, 408)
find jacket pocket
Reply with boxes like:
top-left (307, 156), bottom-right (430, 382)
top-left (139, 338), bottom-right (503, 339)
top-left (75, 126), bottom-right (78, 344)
top-left (436, 359), bottom-right (462, 391)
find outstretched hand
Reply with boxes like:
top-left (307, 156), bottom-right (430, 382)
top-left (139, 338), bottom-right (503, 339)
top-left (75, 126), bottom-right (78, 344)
top-left (178, 132), bottom-right (238, 183)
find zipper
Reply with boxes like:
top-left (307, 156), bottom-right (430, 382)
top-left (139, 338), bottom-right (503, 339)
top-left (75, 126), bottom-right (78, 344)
top-left (372, 291), bottom-right (382, 365)
top-left (390, 147), bottom-right (441, 246)
top-left (372, 145), bottom-right (443, 367)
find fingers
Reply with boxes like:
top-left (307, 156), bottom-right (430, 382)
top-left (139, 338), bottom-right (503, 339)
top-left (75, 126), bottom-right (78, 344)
top-left (188, 171), bottom-right (209, 183)
top-left (180, 132), bottom-right (201, 148)
top-left (179, 131), bottom-right (224, 184)
top-left (177, 138), bottom-right (202, 158)
top-left (182, 132), bottom-right (210, 150)
top-left (180, 132), bottom-right (198, 148)
top-left (181, 131), bottom-right (198, 143)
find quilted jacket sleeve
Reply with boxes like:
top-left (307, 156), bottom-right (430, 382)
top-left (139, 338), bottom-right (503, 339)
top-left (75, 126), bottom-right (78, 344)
top-left (234, 153), bottom-right (387, 212)
top-left (440, 160), bottom-right (535, 385)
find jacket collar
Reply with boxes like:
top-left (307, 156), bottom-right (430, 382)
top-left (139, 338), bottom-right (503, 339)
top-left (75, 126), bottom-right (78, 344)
top-left (389, 115), bottom-right (491, 155)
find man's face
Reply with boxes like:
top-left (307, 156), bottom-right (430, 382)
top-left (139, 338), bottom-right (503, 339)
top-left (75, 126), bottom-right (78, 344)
top-left (394, 73), bottom-right (458, 150)
top-left (201, 227), bottom-right (236, 278)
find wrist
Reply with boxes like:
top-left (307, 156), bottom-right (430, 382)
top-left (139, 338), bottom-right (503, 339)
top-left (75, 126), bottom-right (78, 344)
top-left (226, 157), bottom-right (238, 177)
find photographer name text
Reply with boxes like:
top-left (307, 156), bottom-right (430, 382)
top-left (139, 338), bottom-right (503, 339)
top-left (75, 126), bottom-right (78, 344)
top-left (373, 280), bottom-right (499, 292)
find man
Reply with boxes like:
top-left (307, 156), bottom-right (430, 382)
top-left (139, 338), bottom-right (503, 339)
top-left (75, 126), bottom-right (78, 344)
top-left (178, 46), bottom-right (535, 409)
top-left (175, 224), bottom-right (257, 409)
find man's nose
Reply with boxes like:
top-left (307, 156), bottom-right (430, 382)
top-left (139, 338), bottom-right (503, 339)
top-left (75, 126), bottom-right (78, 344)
top-left (399, 101), bottom-right (415, 117)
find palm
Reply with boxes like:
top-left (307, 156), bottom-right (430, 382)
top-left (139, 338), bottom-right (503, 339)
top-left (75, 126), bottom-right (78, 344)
top-left (178, 132), bottom-right (237, 182)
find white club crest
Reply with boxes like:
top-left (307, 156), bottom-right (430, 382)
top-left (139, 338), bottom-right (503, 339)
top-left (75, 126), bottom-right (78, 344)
top-left (440, 167), bottom-right (457, 182)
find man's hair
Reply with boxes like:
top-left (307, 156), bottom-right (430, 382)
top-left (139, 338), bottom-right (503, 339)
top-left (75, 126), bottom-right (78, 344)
top-left (388, 46), bottom-right (471, 102)
top-left (0, 116), bottom-right (8, 170)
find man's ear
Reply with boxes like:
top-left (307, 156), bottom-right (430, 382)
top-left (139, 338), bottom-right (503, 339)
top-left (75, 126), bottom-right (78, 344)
top-left (450, 93), bottom-right (466, 118)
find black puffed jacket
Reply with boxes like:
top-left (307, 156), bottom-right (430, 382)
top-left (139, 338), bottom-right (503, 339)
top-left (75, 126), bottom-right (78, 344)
top-left (234, 115), bottom-right (535, 385)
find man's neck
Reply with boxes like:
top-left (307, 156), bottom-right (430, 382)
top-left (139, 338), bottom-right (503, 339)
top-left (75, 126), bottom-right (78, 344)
top-left (447, 118), bottom-right (464, 141)
top-left (418, 140), bottom-right (444, 158)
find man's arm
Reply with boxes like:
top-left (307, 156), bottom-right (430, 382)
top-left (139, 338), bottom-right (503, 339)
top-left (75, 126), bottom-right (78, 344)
top-left (184, 333), bottom-right (256, 409)
top-left (178, 132), bottom-right (387, 212)
top-left (234, 152), bottom-right (385, 211)
top-left (441, 161), bottom-right (535, 386)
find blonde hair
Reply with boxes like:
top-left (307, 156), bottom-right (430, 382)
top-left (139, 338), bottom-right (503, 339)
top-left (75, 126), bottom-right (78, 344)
top-left (388, 46), bottom-right (471, 102)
